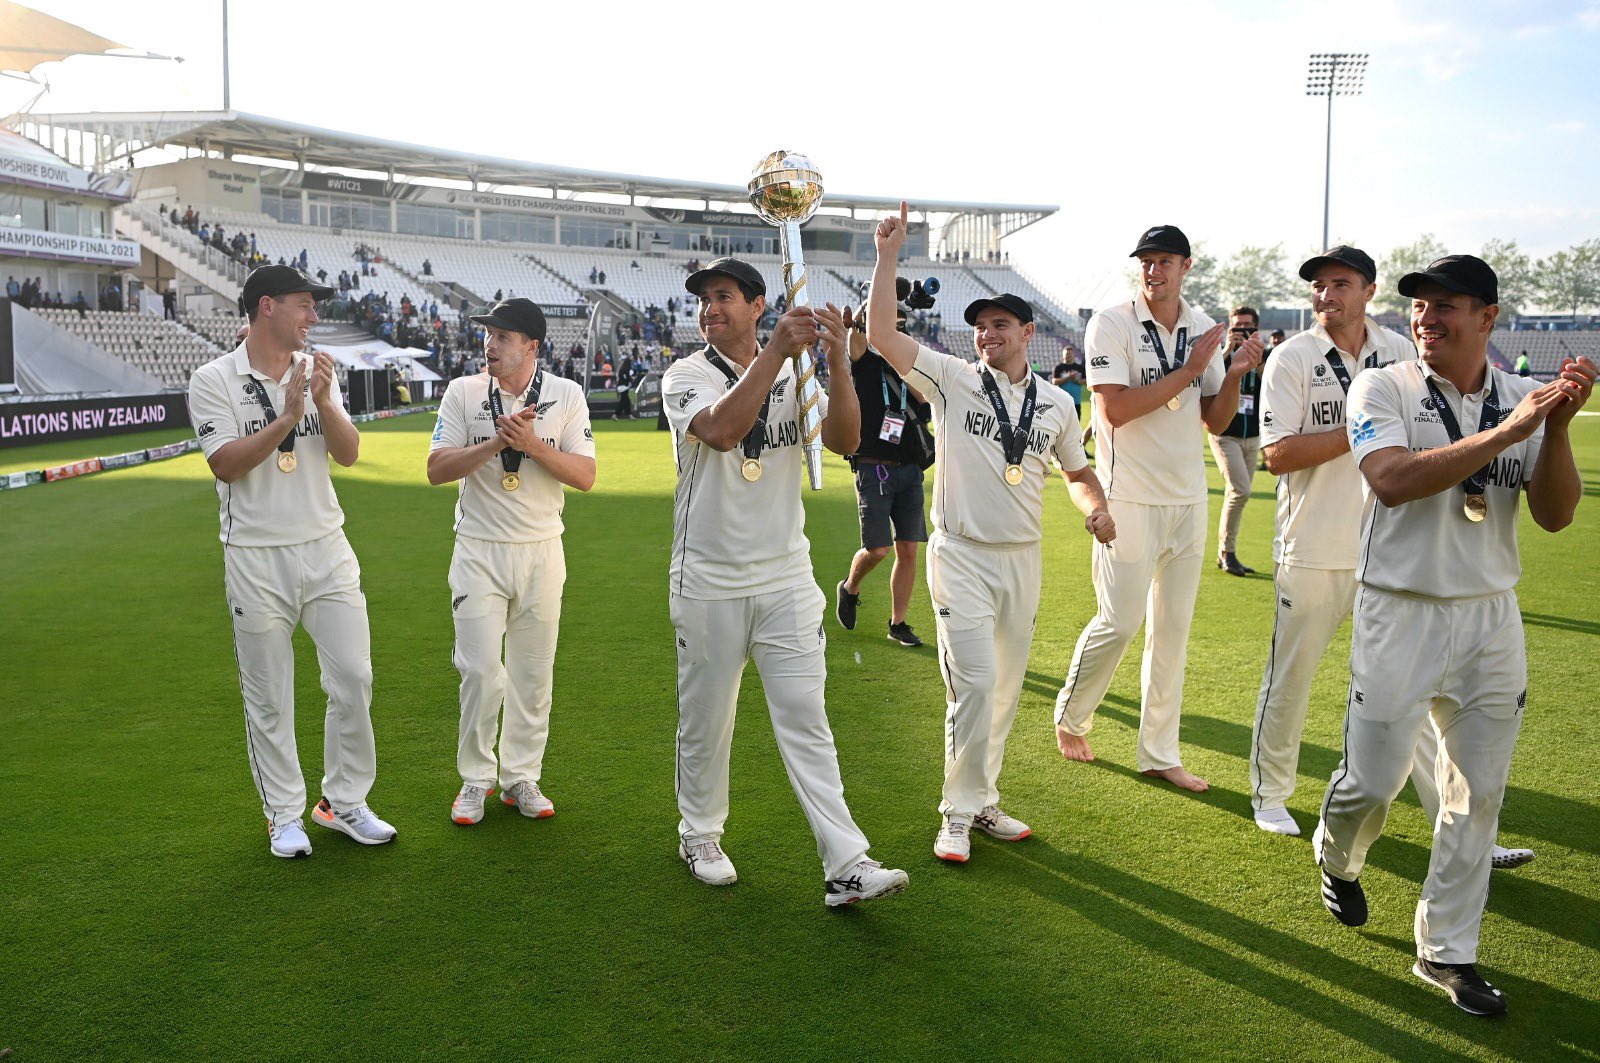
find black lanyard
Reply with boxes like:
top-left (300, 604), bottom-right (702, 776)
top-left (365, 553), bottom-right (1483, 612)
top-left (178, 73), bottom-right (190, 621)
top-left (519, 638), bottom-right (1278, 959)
top-left (979, 368), bottom-right (1037, 468)
top-left (704, 348), bottom-right (770, 464)
top-left (488, 369), bottom-right (544, 476)
top-left (1424, 374), bottom-right (1502, 499)
top-left (250, 376), bottom-right (297, 455)
top-left (1138, 306), bottom-right (1188, 376)
top-left (1324, 348), bottom-right (1380, 394)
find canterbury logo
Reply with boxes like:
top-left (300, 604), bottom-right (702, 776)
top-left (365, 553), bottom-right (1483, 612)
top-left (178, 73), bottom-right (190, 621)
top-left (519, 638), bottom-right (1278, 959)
top-left (770, 380), bottom-right (789, 399)
top-left (452, 594), bottom-right (467, 612)
top-left (1090, 356), bottom-right (1110, 368)
top-left (678, 390), bottom-right (697, 409)
top-left (536, 400), bottom-right (558, 415)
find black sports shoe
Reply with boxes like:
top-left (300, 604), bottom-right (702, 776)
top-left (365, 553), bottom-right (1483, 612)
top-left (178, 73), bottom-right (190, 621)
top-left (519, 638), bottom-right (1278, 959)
top-left (1218, 552), bottom-right (1251, 577)
top-left (1320, 867), bottom-right (1368, 926)
top-left (887, 621), bottom-right (923, 647)
top-left (1412, 959), bottom-right (1508, 1016)
top-left (835, 581), bottom-right (859, 630)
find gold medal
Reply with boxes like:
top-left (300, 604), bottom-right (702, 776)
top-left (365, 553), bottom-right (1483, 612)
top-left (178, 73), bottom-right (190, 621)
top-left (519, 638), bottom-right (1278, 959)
top-left (277, 452), bottom-right (296, 473)
top-left (1464, 494), bottom-right (1486, 522)
top-left (741, 457), bottom-right (763, 482)
top-left (502, 472), bottom-right (520, 492)
top-left (1004, 463), bottom-right (1024, 486)
top-left (1166, 396), bottom-right (1182, 411)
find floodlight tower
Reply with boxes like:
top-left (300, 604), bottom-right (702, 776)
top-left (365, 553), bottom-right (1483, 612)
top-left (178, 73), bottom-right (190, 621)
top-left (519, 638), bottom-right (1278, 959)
top-left (1306, 52), bottom-right (1368, 250)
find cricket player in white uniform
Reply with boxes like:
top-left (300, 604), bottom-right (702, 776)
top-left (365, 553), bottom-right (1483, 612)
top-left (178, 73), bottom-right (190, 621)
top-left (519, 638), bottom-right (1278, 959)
top-left (1251, 247), bottom-right (1537, 869)
top-left (188, 264), bottom-right (397, 859)
top-left (867, 203), bottom-right (1114, 862)
top-left (662, 257), bottom-right (909, 907)
top-left (1054, 225), bottom-right (1262, 792)
top-left (426, 299), bottom-right (596, 826)
top-left (1314, 255), bottom-right (1594, 1016)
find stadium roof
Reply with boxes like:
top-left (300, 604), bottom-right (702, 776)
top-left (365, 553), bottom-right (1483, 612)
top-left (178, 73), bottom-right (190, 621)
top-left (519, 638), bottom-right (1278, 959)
top-left (9, 109), bottom-right (1058, 222)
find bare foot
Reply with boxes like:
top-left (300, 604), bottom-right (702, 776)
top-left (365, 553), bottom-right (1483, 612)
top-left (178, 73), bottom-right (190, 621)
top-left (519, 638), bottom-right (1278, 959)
top-left (1056, 728), bottom-right (1094, 761)
top-left (1142, 765), bottom-right (1209, 792)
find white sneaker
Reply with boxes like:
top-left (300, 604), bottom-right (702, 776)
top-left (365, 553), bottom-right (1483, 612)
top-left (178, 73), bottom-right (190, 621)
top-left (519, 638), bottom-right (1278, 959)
top-left (312, 798), bottom-right (397, 845)
top-left (452, 784), bottom-right (492, 825)
top-left (934, 817), bottom-right (971, 863)
top-left (1491, 844), bottom-right (1536, 870)
top-left (825, 859), bottom-right (909, 907)
top-left (680, 838), bottom-right (737, 886)
top-left (973, 805), bottom-right (1033, 841)
top-left (268, 819), bottom-right (312, 859)
top-left (1255, 807), bottom-right (1302, 836)
top-left (501, 780), bottom-right (555, 819)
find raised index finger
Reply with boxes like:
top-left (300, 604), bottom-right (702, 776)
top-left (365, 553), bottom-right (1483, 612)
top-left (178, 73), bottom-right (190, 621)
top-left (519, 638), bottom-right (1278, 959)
top-left (900, 200), bottom-right (908, 228)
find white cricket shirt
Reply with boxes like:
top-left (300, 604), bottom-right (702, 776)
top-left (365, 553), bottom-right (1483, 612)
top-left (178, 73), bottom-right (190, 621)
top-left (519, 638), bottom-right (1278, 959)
top-left (1349, 359), bottom-right (1543, 599)
top-left (903, 345), bottom-right (1087, 545)
top-left (1260, 319), bottom-right (1417, 569)
top-left (429, 371), bottom-right (595, 543)
top-left (188, 343), bottom-right (345, 547)
top-left (662, 345), bottom-right (830, 600)
top-left (1085, 293), bottom-right (1223, 505)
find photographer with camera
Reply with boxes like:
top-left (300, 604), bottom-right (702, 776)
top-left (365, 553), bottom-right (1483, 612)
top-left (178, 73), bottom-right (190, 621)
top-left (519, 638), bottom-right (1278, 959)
top-left (834, 296), bottom-right (936, 648)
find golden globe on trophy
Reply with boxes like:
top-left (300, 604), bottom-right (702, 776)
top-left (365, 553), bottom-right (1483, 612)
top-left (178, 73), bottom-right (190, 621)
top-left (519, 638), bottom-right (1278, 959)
top-left (748, 150), bottom-right (826, 491)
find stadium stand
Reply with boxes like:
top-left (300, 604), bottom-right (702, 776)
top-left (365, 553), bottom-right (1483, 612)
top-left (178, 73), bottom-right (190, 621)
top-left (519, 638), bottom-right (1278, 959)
top-left (1490, 330), bottom-right (1600, 377)
top-left (30, 307), bottom-right (224, 388)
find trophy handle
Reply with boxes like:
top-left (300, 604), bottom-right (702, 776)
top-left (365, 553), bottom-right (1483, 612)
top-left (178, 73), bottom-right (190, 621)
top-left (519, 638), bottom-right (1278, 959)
top-left (777, 220), bottom-right (825, 491)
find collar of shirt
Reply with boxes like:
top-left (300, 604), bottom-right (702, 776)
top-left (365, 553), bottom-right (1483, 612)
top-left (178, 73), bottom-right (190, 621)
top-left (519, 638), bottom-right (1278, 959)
top-left (1133, 291), bottom-right (1206, 336)
top-left (230, 341), bottom-right (295, 386)
top-left (1419, 356), bottom-right (1495, 399)
top-left (1309, 317), bottom-right (1384, 362)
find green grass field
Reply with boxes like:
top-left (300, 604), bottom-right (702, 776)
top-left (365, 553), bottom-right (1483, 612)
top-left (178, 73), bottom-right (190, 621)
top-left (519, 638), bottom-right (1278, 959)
top-left (3, 414), bottom-right (1597, 1061)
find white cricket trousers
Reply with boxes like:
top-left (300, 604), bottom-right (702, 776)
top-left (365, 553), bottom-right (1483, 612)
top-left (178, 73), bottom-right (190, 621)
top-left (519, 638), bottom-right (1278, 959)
top-left (1251, 564), bottom-right (1462, 818)
top-left (223, 530), bottom-right (376, 827)
top-left (670, 582), bottom-right (870, 879)
top-left (1206, 433), bottom-right (1260, 554)
top-left (1317, 587), bottom-right (1526, 964)
top-left (1055, 499), bottom-right (1205, 771)
top-left (449, 535), bottom-right (565, 790)
top-left (926, 530), bottom-right (1040, 820)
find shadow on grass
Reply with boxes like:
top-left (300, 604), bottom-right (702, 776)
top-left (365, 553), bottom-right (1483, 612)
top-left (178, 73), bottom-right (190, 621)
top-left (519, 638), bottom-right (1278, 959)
top-left (982, 841), bottom-right (1600, 1061)
top-left (1520, 611), bottom-right (1600, 637)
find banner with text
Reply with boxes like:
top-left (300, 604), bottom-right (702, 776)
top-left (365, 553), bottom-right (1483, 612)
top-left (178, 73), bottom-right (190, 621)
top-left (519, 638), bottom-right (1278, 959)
top-left (0, 393), bottom-right (190, 449)
top-left (0, 226), bottom-right (141, 268)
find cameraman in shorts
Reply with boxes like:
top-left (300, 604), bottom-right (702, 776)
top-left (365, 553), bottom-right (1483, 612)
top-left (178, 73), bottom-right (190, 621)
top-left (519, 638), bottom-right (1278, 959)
top-left (835, 297), bottom-right (934, 647)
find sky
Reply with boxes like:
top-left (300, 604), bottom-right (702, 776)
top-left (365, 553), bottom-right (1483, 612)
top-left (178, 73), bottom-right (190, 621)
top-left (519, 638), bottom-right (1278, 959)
top-left (4, 0), bottom-right (1598, 310)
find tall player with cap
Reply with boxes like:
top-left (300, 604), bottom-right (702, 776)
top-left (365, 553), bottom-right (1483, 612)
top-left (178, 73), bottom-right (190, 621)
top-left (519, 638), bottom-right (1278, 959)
top-left (1054, 225), bottom-right (1262, 792)
top-left (1314, 255), bottom-right (1594, 1016)
top-left (187, 264), bottom-right (397, 858)
top-left (427, 298), bottom-right (595, 826)
top-left (868, 203), bottom-right (1113, 863)
top-left (663, 256), bottom-right (909, 907)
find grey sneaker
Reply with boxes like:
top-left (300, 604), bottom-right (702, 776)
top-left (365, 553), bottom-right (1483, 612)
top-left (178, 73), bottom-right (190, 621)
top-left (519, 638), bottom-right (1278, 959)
top-left (824, 859), bottom-right (909, 907)
top-left (451, 784), bottom-right (491, 825)
top-left (268, 819), bottom-right (312, 859)
top-left (312, 798), bottom-right (397, 845)
top-left (680, 838), bottom-right (737, 886)
top-left (501, 780), bottom-right (555, 819)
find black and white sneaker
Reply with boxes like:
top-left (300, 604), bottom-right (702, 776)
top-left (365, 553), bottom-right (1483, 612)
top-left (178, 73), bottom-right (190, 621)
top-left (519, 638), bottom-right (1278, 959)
top-left (1320, 866), bottom-right (1368, 926)
top-left (887, 621), bottom-right (922, 647)
top-left (1491, 844), bottom-right (1536, 870)
top-left (1412, 959), bottom-right (1508, 1016)
top-left (824, 859), bottom-right (909, 907)
top-left (835, 581), bottom-right (859, 631)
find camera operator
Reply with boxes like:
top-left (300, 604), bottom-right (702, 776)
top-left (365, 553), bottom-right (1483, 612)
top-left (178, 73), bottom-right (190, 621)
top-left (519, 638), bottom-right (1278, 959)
top-left (835, 298), bottom-right (934, 648)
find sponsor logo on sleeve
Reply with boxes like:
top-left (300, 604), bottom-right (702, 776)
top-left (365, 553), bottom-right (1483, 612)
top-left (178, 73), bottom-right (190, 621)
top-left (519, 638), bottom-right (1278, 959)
top-left (1349, 411), bottom-right (1376, 447)
top-left (1090, 355), bottom-right (1110, 368)
top-left (678, 390), bottom-right (697, 409)
top-left (197, 421), bottom-right (216, 438)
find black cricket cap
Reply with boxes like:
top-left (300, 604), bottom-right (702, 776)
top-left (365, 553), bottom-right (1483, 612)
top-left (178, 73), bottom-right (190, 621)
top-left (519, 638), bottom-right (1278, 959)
top-left (1300, 245), bottom-right (1377, 284)
top-left (470, 297), bottom-right (548, 341)
top-left (686, 257), bottom-right (767, 299)
top-left (964, 293), bottom-right (1034, 326)
top-left (1130, 224), bottom-right (1191, 258)
top-left (1397, 255), bottom-right (1498, 305)
top-left (239, 263), bottom-right (334, 315)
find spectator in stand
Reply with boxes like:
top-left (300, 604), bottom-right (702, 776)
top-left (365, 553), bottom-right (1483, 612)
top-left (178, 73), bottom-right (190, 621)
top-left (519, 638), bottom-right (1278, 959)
top-left (199, 224), bottom-right (211, 244)
top-left (422, 258), bottom-right (433, 276)
top-left (71, 290), bottom-right (88, 318)
top-left (299, 250), bottom-right (309, 271)
top-left (5, 276), bottom-right (17, 300)
top-left (495, 289), bottom-right (504, 302)
top-left (316, 268), bottom-right (328, 284)
top-left (1516, 350), bottom-right (1531, 377)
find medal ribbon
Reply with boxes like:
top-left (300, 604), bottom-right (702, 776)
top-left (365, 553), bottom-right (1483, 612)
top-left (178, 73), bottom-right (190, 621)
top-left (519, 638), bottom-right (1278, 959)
top-left (979, 368), bottom-right (1037, 469)
top-left (1139, 309), bottom-right (1189, 379)
top-left (705, 348), bottom-right (770, 467)
top-left (250, 377), bottom-right (297, 457)
top-left (1423, 374), bottom-right (1502, 500)
top-left (1324, 348), bottom-right (1381, 394)
top-left (488, 368), bottom-right (544, 477)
